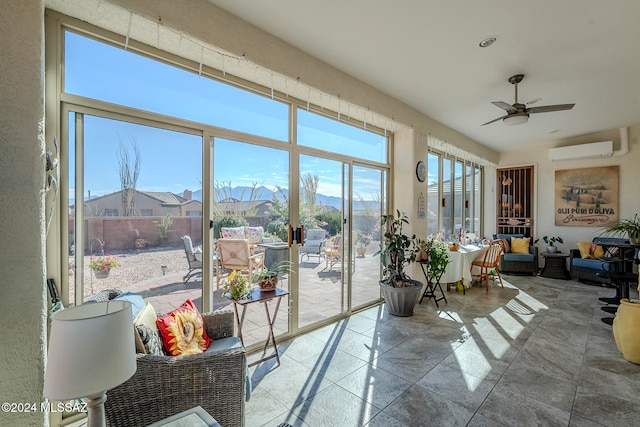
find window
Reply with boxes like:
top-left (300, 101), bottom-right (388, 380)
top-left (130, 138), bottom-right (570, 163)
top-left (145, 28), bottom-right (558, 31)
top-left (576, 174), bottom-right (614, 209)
top-left (141, 209), bottom-right (153, 216)
top-left (65, 31), bottom-right (289, 141)
top-left (186, 211), bottom-right (202, 217)
top-left (104, 209), bottom-right (118, 216)
top-left (297, 108), bottom-right (387, 163)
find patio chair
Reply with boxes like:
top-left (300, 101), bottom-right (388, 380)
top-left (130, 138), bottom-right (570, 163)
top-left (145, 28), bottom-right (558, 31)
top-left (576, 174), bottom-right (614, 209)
top-left (105, 309), bottom-right (246, 427)
top-left (324, 231), bottom-right (357, 272)
top-left (300, 228), bottom-right (326, 262)
top-left (216, 238), bottom-right (265, 287)
top-left (470, 239), bottom-right (505, 291)
top-left (181, 235), bottom-right (203, 283)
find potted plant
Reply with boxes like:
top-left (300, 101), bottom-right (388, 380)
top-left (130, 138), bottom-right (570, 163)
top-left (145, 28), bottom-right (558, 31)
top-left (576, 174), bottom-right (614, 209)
top-left (252, 260), bottom-right (293, 291)
top-left (416, 237), bottom-right (450, 284)
top-left (375, 210), bottom-right (422, 317)
top-left (89, 254), bottom-right (119, 279)
top-left (602, 214), bottom-right (640, 244)
top-left (222, 270), bottom-right (253, 300)
top-left (534, 236), bottom-right (564, 253)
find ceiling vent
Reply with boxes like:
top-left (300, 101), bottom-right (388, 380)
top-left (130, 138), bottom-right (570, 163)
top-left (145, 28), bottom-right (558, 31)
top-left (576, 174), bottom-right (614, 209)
top-left (548, 140), bottom-right (613, 162)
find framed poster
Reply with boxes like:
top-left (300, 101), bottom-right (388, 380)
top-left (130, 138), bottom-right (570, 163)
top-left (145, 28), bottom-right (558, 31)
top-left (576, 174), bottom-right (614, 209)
top-left (555, 166), bottom-right (619, 226)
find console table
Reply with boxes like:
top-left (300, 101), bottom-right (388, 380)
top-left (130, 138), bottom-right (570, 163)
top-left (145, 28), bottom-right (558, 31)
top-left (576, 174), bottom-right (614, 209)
top-left (540, 253), bottom-right (570, 280)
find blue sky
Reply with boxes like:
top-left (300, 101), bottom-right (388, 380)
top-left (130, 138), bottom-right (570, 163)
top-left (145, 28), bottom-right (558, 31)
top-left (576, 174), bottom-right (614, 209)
top-left (65, 31), bottom-right (386, 201)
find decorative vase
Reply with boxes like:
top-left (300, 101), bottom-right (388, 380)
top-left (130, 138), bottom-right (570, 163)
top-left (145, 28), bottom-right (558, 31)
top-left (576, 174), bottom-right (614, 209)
top-left (94, 269), bottom-right (110, 279)
top-left (612, 299), bottom-right (640, 364)
top-left (379, 279), bottom-right (423, 317)
top-left (546, 246), bottom-right (558, 253)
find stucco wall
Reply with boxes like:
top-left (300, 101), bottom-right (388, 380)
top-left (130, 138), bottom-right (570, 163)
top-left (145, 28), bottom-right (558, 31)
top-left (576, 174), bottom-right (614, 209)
top-left (0, 0), bottom-right (48, 426)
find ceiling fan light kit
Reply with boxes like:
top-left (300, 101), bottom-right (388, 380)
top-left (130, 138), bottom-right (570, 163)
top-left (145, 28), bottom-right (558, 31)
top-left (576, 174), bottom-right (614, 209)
top-left (503, 114), bottom-right (529, 125)
top-left (482, 74), bottom-right (575, 126)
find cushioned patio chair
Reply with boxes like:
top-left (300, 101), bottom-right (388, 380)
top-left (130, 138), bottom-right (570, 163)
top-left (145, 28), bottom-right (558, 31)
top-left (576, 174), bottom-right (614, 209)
top-left (181, 235), bottom-right (203, 283)
top-left (300, 228), bottom-right (326, 262)
top-left (494, 233), bottom-right (538, 275)
top-left (216, 238), bottom-right (265, 287)
top-left (105, 309), bottom-right (246, 427)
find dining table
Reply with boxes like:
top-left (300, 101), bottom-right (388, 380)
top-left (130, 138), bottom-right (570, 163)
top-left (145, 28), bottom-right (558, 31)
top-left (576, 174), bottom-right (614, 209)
top-left (440, 244), bottom-right (489, 290)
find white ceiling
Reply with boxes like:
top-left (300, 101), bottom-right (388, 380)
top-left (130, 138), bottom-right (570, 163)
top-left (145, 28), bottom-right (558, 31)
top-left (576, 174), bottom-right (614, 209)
top-left (209, 0), bottom-right (640, 153)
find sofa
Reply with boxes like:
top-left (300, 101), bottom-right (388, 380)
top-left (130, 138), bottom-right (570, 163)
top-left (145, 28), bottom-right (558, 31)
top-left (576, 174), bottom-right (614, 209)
top-left (569, 237), bottom-right (631, 284)
top-left (105, 307), bottom-right (247, 427)
top-left (493, 233), bottom-right (538, 275)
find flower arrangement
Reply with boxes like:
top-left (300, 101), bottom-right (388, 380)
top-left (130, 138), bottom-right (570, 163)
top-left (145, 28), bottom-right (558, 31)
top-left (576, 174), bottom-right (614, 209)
top-left (89, 254), bottom-right (119, 272)
top-left (223, 270), bottom-right (253, 300)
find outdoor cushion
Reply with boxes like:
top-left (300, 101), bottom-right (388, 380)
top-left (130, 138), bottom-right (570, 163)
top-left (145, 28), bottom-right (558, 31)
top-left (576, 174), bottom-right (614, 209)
top-left (503, 252), bottom-right (534, 262)
top-left (572, 257), bottom-right (612, 271)
top-left (156, 299), bottom-right (211, 356)
top-left (133, 303), bottom-right (160, 354)
top-left (511, 237), bottom-right (531, 254)
top-left (221, 226), bottom-right (246, 239)
top-left (577, 241), bottom-right (604, 259)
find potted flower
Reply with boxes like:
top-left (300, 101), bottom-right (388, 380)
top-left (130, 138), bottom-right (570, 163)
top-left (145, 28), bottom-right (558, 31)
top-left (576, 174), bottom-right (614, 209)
top-left (534, 236), bottom-right (564, 253)
top-left (223, 270), bottom-right (253, 300)
top-left (375, 210), bottom-right (423, 316)
top-left (89, 254), bottom-right (119, 279)
top-left (252, 261), bottom-right (293, 291)
top-left (416, 237), bottom-right (450, 284)
top-left (602, 214), bottom-right (640, 244)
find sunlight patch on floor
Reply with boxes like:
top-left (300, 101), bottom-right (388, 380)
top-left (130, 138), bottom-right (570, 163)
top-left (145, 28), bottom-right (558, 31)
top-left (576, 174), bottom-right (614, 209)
top-left (451, 336), bottom-right (490, 391)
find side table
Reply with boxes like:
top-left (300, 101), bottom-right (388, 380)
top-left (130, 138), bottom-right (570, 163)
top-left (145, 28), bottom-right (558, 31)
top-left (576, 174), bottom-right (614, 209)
top-left (229, 288), bottom-right (289, 367)
top-left (540, 253), bottom-right (570, 280)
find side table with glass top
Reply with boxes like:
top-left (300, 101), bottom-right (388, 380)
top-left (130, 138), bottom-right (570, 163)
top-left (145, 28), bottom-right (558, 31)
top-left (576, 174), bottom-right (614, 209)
top-left (229, 288), bottom-right (289, 367)
top-left (540, 252), bottom-right (570, 280)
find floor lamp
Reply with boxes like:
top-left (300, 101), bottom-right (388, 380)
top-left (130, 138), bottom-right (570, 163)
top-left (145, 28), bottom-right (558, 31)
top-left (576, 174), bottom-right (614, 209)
top-left (44, 300), bottom-right (136, 427)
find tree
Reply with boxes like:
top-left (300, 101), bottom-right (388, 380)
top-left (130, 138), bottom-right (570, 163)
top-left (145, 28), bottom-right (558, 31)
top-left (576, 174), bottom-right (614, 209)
top-left (117, 137), bottom-right (141, 216)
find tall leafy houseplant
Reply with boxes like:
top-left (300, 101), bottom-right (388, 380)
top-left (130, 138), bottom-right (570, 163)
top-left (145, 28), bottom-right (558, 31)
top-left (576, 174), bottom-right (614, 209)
top-left (378, 210), bottom-right (419, 287)
top-left (376, 210), bottom-right (423, 317)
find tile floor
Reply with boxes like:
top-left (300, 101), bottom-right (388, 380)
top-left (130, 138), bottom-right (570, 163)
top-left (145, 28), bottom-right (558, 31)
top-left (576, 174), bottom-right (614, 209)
top-left (245, 274), bottom-right (640, 427)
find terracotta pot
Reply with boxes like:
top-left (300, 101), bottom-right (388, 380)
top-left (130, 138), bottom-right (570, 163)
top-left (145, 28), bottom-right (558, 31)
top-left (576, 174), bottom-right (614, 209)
top-left (258, 274), bottom-right (278, 291)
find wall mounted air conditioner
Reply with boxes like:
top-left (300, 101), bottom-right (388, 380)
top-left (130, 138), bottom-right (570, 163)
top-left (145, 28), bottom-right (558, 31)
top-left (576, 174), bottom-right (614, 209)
top-left (548, 140), bottom-right (613, 162)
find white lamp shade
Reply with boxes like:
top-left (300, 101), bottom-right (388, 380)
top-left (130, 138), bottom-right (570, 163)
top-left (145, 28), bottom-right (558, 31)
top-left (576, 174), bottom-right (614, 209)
top-left (44, 301), bottom-right (137, 401)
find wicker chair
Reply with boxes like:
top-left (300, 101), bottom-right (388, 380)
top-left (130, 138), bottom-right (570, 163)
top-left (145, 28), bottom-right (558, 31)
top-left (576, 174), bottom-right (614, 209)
top-left (105, 309), bottom-right (246, 427)
top-left (494, 233), bottom-right (538, 275)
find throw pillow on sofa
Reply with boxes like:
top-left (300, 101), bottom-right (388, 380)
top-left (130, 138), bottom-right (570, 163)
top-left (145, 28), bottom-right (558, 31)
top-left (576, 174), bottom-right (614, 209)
top-left (511, 237), bottom-right (530, 254)
top-left (577, 241), bottom-right (605, 259)
top-left (157, 299), bottom-right (212, 356)
top-left (135, 324), bottom-right (164, 356)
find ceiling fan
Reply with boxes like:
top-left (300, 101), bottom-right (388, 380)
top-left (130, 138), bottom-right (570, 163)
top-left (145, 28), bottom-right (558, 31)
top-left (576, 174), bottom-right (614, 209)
top-left (481, 74), bottom-right (575, 126)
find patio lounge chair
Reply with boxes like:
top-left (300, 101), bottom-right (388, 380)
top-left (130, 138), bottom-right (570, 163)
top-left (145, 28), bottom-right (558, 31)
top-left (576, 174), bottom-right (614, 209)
top-left (300, 228), bottom-right (326, 262)
top-left (181, 235), bottom-right (203, 283)
top-left (324, 231), bottom-right (357, 272)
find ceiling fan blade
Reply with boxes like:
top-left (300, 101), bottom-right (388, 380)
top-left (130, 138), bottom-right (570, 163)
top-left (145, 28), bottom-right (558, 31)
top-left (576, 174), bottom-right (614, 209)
top-left (492, 101), bottom-right (518, 114)
top-left (481, 115), bottom-right (507, 126)
top-left (527, 103), bottom-right (575, 114)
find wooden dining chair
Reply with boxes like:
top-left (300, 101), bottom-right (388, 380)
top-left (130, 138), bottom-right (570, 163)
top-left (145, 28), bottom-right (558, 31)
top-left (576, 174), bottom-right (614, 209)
top-left (470, 240), bottom-right (505, 291)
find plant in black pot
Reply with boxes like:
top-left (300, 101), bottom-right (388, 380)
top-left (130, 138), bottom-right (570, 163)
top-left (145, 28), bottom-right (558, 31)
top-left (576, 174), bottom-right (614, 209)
top-left (375, 210), bottom-right (423, 316)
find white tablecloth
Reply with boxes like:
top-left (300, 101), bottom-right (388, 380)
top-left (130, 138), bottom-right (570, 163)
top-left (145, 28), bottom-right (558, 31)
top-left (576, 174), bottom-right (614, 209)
top-left (440, 244), bottom-right (488, 286)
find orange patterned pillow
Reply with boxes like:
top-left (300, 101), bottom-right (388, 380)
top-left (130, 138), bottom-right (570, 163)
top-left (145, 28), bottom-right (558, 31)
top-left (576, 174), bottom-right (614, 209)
top-left (156, 299), bottom-right (211, 356)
